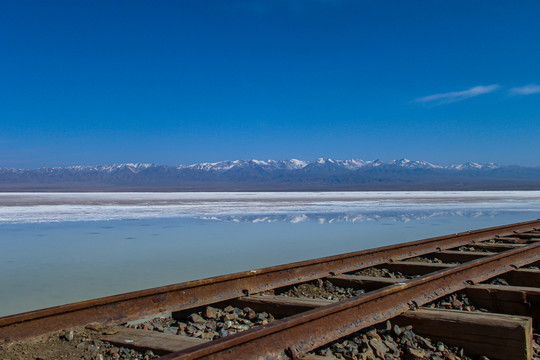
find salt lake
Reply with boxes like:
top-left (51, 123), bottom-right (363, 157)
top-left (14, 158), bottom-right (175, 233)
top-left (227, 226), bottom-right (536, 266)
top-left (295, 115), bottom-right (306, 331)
top-left (1, 191), bottom-right (539, 317)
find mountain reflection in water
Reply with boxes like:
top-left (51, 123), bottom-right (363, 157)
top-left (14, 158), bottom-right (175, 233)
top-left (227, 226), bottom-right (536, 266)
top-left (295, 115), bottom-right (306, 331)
top-left (199, 210), bottom-right (502, 224)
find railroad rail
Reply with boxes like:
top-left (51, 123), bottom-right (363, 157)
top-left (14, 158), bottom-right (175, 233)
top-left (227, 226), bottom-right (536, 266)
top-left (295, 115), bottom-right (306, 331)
top-left (2, 219), bottom-right (540, 360)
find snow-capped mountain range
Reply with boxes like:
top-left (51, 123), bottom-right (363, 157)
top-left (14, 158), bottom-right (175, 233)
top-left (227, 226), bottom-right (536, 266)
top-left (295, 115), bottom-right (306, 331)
top-left (0, 158), bottom-right (539, 191)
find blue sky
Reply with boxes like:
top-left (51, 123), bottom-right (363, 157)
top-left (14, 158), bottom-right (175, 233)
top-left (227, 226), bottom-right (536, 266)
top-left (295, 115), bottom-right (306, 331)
top-left (1, 0), bottom-right (539, 168)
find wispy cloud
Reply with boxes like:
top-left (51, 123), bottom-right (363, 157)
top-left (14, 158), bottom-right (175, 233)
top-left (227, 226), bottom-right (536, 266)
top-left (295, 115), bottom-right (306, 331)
top-left (415, 84), bottom-right (500, 105)
top-left (509, 84), bottom-right (540, 95)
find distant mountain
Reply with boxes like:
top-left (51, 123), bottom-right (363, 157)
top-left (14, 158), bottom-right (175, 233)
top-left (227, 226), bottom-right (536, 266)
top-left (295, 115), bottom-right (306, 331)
top-left (1, 158), bottom-right (540, 191)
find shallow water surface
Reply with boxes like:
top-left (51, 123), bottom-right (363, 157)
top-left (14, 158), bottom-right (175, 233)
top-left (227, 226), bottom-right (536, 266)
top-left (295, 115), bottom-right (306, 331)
top-left (1, 191), bottom-right (539, 317)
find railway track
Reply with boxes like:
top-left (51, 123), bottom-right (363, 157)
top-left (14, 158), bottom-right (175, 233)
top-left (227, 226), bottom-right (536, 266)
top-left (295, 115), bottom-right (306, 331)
top-left (2, 219), bottom-right (540, 360)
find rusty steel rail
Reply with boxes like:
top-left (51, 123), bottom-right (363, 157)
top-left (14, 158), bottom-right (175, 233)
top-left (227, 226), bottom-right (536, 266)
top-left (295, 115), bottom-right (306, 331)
top-left (1, 219), bottom-right (539, 341)
top-left (160, 241), bottom-right (540, 360)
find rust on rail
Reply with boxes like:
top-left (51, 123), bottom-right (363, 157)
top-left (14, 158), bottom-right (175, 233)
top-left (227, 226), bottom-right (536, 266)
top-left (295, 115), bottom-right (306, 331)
top-left (1, 219), bottom-right (539, 342)
top-left (160, 242), bottom-right (540, 360)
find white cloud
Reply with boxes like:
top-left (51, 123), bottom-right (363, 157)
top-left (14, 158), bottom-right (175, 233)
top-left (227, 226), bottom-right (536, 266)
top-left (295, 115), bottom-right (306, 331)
top-left (415, 84), bottom-right (500, 105)
top-left (509, 84), bottom-right (540, 95)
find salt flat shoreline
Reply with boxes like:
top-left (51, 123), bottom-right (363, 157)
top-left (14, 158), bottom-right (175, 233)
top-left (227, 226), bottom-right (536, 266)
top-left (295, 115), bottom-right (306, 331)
top-left (2, 190), bottom-right (540, 225)
top-left (2, 190), bottom-right (540, 206)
